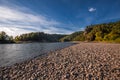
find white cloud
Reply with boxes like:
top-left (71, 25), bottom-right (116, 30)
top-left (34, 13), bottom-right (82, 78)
top-left (0, 6), bottom-right (59, 25)
top-left (88, 8), bottom-right (96, 12)
top-left (0, 5), bottom-right (72, 36)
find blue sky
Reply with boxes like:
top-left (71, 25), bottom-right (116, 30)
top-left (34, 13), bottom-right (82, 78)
top-left (0, 0), bottom-right (120, 36)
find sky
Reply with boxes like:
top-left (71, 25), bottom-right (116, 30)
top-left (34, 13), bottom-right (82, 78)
top-left (0, 0), bottom-right (120, 36)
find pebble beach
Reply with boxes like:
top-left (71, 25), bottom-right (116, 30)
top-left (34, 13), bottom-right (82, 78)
top-left (0, 42), bottom-right (120, 80)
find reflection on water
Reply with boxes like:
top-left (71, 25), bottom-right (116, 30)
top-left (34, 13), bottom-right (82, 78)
top-left (0, 42), bottom-right (74, 67)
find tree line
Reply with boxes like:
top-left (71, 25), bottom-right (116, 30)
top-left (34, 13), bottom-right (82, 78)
top-left (60, 21), bottom-right (120, 43)
top-left (0, 31), bottom-right (66, 43)
top-left (0, 20), bottom-right (120, 43)
top-left (14, 32), bottom-right (66, 42)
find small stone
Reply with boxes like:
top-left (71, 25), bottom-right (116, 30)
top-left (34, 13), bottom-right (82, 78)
top-left (64, 73), bottom-right (70, 79)
top-left (71, 66), bottom-right (75, 71)
top-left (72, 72), bottom-right (79, 78)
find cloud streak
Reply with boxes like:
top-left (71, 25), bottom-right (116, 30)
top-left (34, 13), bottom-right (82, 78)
top-left (0, 5), bottom-right (72, 36)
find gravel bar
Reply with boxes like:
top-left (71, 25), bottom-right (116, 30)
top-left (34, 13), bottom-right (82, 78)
top-left (0, 42), bottom-right (120, 80)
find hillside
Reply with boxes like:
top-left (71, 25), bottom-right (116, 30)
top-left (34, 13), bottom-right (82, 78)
top-left (60, 21), bottom-right (120, 43)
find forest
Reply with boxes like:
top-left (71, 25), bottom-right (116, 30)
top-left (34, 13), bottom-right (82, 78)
top-left (60, 21), bottom-right (120, 43)
top-left (0, 20), bottom-right (120, 43)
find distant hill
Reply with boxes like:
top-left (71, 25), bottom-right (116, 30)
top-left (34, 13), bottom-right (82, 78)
top-left (60, 21), bottom-right (120, 43)
top-left (60, 31), bottom-right (85, 42)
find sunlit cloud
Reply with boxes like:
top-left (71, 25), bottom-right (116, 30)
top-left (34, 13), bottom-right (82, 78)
top-left (88, 7), bottom-right (96, 12)
top-left (0, 6), bottom-right (72, 36)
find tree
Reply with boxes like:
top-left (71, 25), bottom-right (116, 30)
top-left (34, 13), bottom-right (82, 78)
top-left (0, 31), bottom-right (14, 43)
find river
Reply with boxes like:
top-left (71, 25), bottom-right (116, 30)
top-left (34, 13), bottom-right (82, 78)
top-left (0, 42), bottom-right (74, 67)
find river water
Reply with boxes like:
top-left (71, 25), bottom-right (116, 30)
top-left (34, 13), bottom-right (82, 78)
top-left (0, 42), bottom-right (74, 67)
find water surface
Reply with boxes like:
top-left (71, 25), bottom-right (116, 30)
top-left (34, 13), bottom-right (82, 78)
top-left (0, 42), bottom-right (74, 67)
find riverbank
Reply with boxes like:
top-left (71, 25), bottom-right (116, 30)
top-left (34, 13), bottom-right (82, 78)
top-left (0, 42), bottom-right (120, 80)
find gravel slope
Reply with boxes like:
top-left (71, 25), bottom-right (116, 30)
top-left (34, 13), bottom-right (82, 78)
top-left (0, 42), bottom-right (120, 80)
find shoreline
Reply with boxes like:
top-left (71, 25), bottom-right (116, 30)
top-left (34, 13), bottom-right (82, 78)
top-left (0, 42), bottom-right (120, 80)
top-left (0, 40), bottom-right (120, 44)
